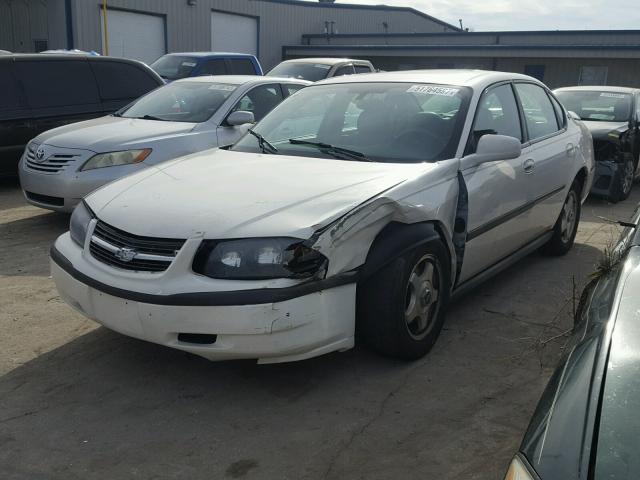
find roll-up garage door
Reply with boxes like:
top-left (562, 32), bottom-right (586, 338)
top-left (211, 11), bottom-right (258, 56)
top-left (101, 9), bottom-right (166, 64)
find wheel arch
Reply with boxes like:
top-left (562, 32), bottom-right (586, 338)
top-left (358, 220), bottom-right (455, 289)
top-left (574, 166), bottom-right (589, 200)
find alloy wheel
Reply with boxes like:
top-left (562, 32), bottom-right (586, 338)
top-left (560, 190), bottom-right (578, 243)
top-left (404, 254), bottom-right (441, 340)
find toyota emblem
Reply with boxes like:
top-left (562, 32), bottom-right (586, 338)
top-left (35, 147), bottom-right (46, 162)
top-left (114, 247), bottom-right (137, 263)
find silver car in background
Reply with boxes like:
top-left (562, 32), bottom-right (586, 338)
top-left (19, 75), bottom-right (309, 212)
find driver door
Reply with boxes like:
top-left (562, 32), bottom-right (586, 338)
top-left (458, 82), bottom-right (534, 283)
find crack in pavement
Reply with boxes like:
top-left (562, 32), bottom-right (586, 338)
top-left (321, 362), bottom-right (424, 480)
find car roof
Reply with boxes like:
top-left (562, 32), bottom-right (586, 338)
top-left (554, 85), bottom-right (639, 94)
top-left (163, 52), bottom-right (257, 58)
top-left (172, 75), bottom-right (310, 86)
top-left (280, 57), bottom-right (369, 65)
top-left (314, 69), bottom-right (540, 90)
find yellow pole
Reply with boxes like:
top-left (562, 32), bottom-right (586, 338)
top-left (102, 0), bottom-right (109, 56)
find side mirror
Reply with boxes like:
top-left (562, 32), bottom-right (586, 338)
top-left (226, 110), bottom-right (255, 127)
top-left (461, 134), bottom-right (522, 169)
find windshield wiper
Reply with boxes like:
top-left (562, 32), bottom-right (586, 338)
top-left (136, 115), bottom-right (165, 121)
top-left (288, 139), bottom-right (372, 162)
top-left (248, 129), bottom-right (278, 154)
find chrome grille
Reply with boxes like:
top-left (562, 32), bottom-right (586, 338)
top-left (25, 144), bottom-right (81, 174)
top-left (89, 221), bottom-right (186, 273)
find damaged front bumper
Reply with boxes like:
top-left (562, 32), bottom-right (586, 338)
top-left (590, 160), bottom-right (622, 197)
top-left (50, 233), bottom-right (357, 364)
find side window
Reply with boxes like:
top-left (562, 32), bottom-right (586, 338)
top-left (284, 84), bottom-right (304, 97)
top-left (90, 61), bottom-right (160, 101)
top-left (228, 59), bottom-right (257, 75)
top-left (548, 93), bottom-right (566, 129)
top-left (515, 83), bottom-right (560, 140)
top-left (16, 60), bottom-right (100, 108)
top-left (354, 65), bottom-right (373, 74)
top-left (231, 84), bottom-right (283, 122)
top-left (0, 63), bottom-right (24, 109)
top-left (200, 59), bottom-right (227, 76)
top-left (334, 65), bottom-right (355, 76)
top-left (470, 83), bottom-right (522, 152)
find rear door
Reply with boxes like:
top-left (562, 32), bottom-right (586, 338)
top-left (90, 59), bottom-right (163, 112)
top-left (0, 60), bottom-right (32, 174)
top-left (459, 82), bottom-right (533, 283)
top-left (513, 82), bottom-right (571, 236)
top-left (16, 59), bottom-right (103, 137)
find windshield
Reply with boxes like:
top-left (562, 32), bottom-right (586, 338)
top-left (150, 55), bottom-right (198, 80)
top-left (555, 90), bottom-right (632, 122)
top-left (121, 81), bottom-right (237, 123)
top-left (232, 82), bottom-right (471, 163)
top-left (267, 62), bottom-right (331, 82)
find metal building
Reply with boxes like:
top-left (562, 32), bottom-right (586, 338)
top-left (2, 0), bottom-right (640, 88)
top-left (287, 29), bottom-right (640, 88)
top-left (1, 0), bottom-right (457, 68)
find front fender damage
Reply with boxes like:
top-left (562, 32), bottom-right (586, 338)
top-left (309, 173), bottom-right (460, 282)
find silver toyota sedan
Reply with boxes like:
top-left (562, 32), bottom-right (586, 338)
top-left (19, 75), bottom-right (309, 212)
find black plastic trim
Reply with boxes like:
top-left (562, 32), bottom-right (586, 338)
top-left (50, 245), bottom-right (358, 307)
top-left (467, 185), bottom-right (565, 241)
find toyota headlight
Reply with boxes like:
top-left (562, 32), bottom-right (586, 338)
top-left (192, 238), bottom-right (327, 280)
top-left (69, 201), bottom-right (94, 247)
top-left (80, 149), bottom-right (152, 171)
top-left (504, 455), bottom-right (538, 480)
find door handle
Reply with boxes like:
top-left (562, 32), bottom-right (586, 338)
top-left (523, 158), bottom-right (535, 174)
top-left (566, 143), bottom-right (576, 157)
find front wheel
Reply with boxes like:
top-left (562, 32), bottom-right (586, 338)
top-left (357, 239), bottom-right (451, 360)
top-left (609, 158), bottom-right (634, 203)
top-left (542, 180), bottom-right (581, 256)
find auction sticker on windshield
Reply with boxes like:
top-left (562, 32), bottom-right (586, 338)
top-left (208, 84), bottom-right (236, 91)
top-left (600, 93), bottom-right (627, 98)
top-left (407, 85), bottom-right (459, 96)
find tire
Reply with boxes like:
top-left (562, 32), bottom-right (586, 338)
top-left (609, 157), bottom-right (634, 203)
top-left (357, 238), bottom-right (451, 360)
top-left (542, 179), bottom-right (581, 256)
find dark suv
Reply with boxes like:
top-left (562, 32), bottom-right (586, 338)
top-left (0, 54), bottom-right (163, 175)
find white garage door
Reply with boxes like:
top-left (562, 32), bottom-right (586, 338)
top-left (101, 9), bottom-right (166, 64)
top-left (211, 11), bottom-right (258, 56)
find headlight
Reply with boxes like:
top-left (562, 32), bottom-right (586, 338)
top-left (80, 149), bottom-right (152, 171)
top-left (504, 455), bottom-right (537, 480)
top-left (192, 238), bottom-right (328, 280)
top-left (69, 201), bottom-right (94, 247)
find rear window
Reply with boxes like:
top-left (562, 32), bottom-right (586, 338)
top-left (228, 59), bottom-right (257, 75)
top-left (0, 63), bottom-right (24, 109)
top-left (16, 59), bottom-right (100, 108)
top-left (90, 60), bottom-right (160, 101)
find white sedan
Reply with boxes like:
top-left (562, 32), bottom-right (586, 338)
top-left (51, 70), bottom-right (594, 363)
top-left (19, 75), bottom-right (309, 212)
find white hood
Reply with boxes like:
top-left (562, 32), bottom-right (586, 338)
top-left (34, 116), bottom-right (197, 152)
top-left (87, 149), bottom-right (436, 240)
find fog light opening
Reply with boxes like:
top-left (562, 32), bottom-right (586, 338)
top-left (177, 333), bottom-right (218, 345)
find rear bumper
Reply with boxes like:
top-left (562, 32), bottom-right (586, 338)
top-left (50, 236), bottom-right (357, 363)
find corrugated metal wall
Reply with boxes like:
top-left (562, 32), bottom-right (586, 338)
top-left (68, 0), bottom-right (456, 69)
top-left (0, 0), bottom-right (48, 52)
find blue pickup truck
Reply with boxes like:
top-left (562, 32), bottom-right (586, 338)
top-left (150, 52), bottom-right (263, 82)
